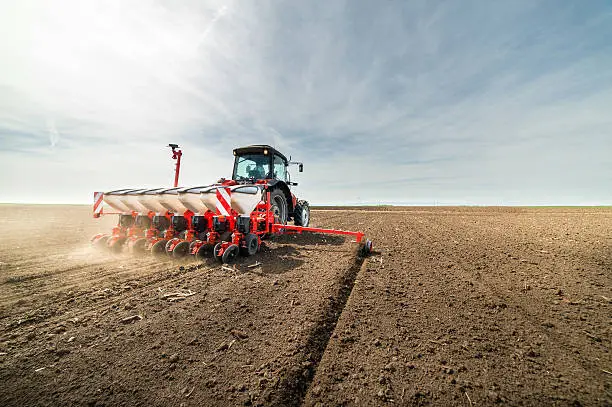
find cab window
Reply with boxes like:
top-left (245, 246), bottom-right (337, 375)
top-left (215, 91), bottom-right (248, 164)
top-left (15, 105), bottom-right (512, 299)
top-left (273, 155), bottom-right (287, 181)
top-left (233, 154), bottom-right (270, 180)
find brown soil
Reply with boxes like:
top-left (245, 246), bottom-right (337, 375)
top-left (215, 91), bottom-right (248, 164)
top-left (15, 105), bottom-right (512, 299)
top-left (305, 207), bottom-right (612, 406)
top-left (0, 205), bottom-right (610, 406)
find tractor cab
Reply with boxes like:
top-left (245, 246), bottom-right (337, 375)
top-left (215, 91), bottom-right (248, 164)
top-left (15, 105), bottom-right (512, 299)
top-left (231, 144), bottom-right (306, 226)
top-left (232, 145), bottom-right (294, 183)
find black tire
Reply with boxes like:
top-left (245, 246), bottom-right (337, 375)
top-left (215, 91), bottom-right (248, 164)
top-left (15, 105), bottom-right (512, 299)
top-left (294, 200), bottom-right (310, 227)
top-left (151, 240), bottom-right (168, 256)
top-left (213, 242), bottom-right (224, 262)
top-left (195, 244), bottom-right (210, 261)
top-left (269, 188), bottom-right (288, 225)
top-left (130, 238), bottom-right (147, 255)
top-left (108, 237), bottom-right (126, 254)
top-left (172, 241), bottom-right (190, 258)
top-left (241, 234), bottom-right (259, 256)
top-left (222, 244), bottom-right (239, 264)
top-left (93, 236), bottom-right (109, 250)
top-left (359, 239), bottom-right (373, 257)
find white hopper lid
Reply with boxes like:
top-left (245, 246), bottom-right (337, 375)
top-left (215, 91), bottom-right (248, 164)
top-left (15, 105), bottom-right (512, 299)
top-left (119, 189), bottom-right (151, 213)
top-left (199, 185), bottom-right (224, 213)
top-left (178, 186), bottom-right (213, 214)
top-left (229, 185), bottom-right (264, 214)
top-left (103, 189), bottom-right (136, 213)
top-left (136, 188), bottom-right (168, 213)
top-left (158, 187), bottom-right (189, 214)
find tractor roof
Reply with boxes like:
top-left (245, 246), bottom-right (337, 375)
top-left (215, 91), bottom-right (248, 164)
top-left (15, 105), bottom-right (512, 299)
top-left (233, 145), bottom-right (288, 163)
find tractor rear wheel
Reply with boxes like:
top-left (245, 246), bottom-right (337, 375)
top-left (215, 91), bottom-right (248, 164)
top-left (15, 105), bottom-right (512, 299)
top-left (294, 200), bottom-right (310, 227)
top-left (269, 189), bottom-right (288, 225)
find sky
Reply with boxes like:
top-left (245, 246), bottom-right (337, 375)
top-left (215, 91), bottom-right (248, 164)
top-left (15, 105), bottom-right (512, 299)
top-left (0, 0), bottom-right (611, 205)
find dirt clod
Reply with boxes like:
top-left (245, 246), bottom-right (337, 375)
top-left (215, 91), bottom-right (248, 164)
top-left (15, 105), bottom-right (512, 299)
top-left (231, 329), bottom-right (249, 340)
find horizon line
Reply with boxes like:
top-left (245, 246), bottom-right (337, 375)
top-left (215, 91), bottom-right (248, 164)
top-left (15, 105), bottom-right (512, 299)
top-left (1, 201), bottom-right (610, 208)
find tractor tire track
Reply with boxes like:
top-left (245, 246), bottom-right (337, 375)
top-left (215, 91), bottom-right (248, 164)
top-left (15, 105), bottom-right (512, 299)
top-left (270, 212), bottom-right (385, 406)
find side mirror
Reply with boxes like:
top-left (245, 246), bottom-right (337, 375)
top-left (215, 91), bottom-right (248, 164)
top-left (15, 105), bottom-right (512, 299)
top-left (299, 164), bottom-right (303, 172)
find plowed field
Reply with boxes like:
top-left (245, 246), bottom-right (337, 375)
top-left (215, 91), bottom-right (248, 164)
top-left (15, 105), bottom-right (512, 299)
top-left (0, 205), bottom-right (610, 406)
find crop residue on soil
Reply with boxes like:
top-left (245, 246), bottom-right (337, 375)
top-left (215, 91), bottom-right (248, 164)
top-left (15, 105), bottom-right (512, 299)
top-left (0, 205), bottom-right (610, 406)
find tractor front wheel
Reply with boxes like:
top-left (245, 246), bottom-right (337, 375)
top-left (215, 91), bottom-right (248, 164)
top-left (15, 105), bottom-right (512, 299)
top-left (294, 200), bottom-right (310, 227)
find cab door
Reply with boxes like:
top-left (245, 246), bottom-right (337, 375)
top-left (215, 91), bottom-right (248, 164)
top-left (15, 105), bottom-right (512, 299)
top-left (273, 154), bottom-right (287, 181)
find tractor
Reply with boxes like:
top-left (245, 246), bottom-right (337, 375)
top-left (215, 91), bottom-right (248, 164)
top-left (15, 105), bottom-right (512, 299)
top-left (92, 144), bottom-right (372, 263)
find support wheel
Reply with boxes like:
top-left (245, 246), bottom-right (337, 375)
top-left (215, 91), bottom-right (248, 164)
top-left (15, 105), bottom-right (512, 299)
top-left (240, 234), bottom-right (259, 256)
top-left (222, 244), bottom-right (239, 264)
top-left (108, 237), bottom-right (126, 254)
top-left (151, 240), bottom-right (168, 256)
top-left (213, 243), bottom-right (224, 262)
top-left (195, 243), bottom-right (210, 260)
top-left (358, 239), bottom-right (373, 257)
top-left (294, 200), bottom-right (310, 227)
top-left (93, 236), bottom-right (109, 250)
top-left (172, 241), bottom-right (190, 258)
top-left (130, 238), bottom-right (147, 255)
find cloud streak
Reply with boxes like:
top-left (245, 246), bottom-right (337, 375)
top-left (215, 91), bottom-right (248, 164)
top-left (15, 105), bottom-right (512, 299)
top-left (0, 0), bottom-right (611, 204)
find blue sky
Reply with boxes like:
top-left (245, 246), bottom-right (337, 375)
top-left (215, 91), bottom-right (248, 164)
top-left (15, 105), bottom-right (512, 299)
top-left (0, 0), bottom-right (610, 205)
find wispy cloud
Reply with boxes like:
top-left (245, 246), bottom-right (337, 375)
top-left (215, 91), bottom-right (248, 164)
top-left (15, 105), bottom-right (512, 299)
top-left (0, 0), bottom-right (610, 204)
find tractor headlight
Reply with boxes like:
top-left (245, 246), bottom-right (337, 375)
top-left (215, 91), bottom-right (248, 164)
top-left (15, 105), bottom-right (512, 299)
top-left (263, 149), bottom-right (268, 155)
